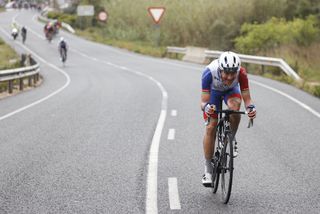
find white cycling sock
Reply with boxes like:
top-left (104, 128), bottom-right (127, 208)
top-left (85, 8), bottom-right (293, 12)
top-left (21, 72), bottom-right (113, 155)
top-left (204, 159), bottom-right (213, 174)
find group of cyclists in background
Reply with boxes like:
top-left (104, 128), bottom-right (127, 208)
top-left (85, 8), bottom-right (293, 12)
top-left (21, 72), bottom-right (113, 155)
top-left (10, 20), bottom-right (68, 65)
top-left (43, 20), bottom-right (61, 42)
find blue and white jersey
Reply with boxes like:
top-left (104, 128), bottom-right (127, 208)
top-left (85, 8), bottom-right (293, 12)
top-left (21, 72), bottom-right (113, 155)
top-left (202, 59), bottom-right (240, 92)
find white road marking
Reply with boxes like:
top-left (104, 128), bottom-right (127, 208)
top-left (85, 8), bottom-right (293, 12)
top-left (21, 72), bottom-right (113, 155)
top-left (0, 26), bottom-right (71, 121)
top-left (171, 110), bottom-right (177, 117)
top-left (251, 80), bottom-right (320, 118)
top-left (167, 129), bottom-right (175, 140)
top-left (168, 177), bottom-right (181, 210)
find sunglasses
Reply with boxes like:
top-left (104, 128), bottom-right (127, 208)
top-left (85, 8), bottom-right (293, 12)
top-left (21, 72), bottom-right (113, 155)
top-left (221, 67), bottom-right (238, 74)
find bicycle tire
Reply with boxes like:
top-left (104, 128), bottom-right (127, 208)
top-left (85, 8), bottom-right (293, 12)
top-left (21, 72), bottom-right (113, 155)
top-left (61, 49), bottom-right (67, 63)
top-left (220, 133), bottom-right (233, 204)
top-left (212, 123), bottom-right (223, 194)
top-left (212, 163), bottom-right (220, 193)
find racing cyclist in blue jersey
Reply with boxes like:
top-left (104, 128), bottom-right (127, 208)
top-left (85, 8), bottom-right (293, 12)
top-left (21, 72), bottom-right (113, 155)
top-left (201, 51), bottom-right (256, 187)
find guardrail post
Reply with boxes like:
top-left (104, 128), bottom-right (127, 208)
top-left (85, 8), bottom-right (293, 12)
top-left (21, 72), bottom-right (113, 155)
top-left (261, 65), bottom-right (265, 74)
top-left (19, 78), bottom-right (24, 91)
top-left (28, 76), bottom-right (32, 86)
top-left (8, 80), bottom-right (13, 93)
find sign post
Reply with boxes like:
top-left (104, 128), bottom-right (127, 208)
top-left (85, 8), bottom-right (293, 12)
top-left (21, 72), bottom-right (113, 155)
top-left (97, 10), bottom-right (108, 39)
top-left (148, 7), bottom-right (165, 46)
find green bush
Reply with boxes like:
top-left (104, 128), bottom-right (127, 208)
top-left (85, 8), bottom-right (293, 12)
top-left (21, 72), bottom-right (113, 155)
top-left (313, 85), bottom-right (320, 97)
top-left (235, 15), bottom-right (320, 54)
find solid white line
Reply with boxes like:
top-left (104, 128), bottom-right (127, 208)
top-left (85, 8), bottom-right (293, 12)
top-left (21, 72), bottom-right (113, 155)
top-left (66, 37), bottom-right (169, 214)
top-left (146, 110), bottom-right (167, 214)
top-left (168, 177), bottom-right (181, 210)
top-left (167, 129), bottom-right (175, 140)
top-left (251, 80), bottom-right (320, 118)
top-left (171, 110), bottom-right (177, 117)
top-left (0, 19), bottom-right (70, 121)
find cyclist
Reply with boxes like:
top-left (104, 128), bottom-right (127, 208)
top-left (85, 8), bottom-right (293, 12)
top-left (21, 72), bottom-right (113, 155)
top-left (44, 22), bottom-right (54, 41)
top-left (201, 51), bottom-right (256, 187)
top-left (53, 20), bottom-right (62, 34)
top-left (58, 37), bottom-right (68, 62)
top-left (11, 22), bottom-right (19, 40)
top-left (21, 26), bottom-right (27, 44)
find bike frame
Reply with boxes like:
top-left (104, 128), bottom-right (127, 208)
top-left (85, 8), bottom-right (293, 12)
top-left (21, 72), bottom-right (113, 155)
top-left (211, 105), bottom-right (249, 203)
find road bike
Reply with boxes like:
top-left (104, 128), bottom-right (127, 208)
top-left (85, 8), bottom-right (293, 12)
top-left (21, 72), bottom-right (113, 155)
top-left (60, 48), bottom-right (67, 66)
top-left (211, 107), bottom-right (253, 204)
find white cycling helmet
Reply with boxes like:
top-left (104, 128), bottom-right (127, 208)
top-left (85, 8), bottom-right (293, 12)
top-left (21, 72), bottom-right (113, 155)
top-left (60, 37), bottom-right (64, 42)
top-left (218, 51), bottom-right (241, 73)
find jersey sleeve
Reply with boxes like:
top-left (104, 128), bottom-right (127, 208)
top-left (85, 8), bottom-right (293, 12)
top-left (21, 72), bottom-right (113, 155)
top-left (202, 68), bottom-right (212, 93)
top-left (239, 67), bottom-right (249, 91)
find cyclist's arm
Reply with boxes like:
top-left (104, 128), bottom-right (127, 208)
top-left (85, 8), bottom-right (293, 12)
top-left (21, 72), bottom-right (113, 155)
top-left (201, 93), bottom-right (210, 110)
top-left (201, 68), bottom-right (212, 110)
top-left (241, 90), bottom-right (253, 108)
top-left (239, 67), bottom-right (254, 108)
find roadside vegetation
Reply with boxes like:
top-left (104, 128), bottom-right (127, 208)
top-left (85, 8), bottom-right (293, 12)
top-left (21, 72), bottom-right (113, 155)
top-left (0, 38), bottom-right (20, 70)
top-left (0, 37), bottom-right (22, 94)
top-left (48, 0), bottom-right (320, 97)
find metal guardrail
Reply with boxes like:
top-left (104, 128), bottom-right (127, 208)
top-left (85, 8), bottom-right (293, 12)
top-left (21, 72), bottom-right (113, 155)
top-left (0, 58), bottom-right (40, 94)
top-left (166, 46), bottom-right (187, 54)
top-left (166, 46), bottom-right (301, 81)
top-left (204, 50), bottom-right (301, 81)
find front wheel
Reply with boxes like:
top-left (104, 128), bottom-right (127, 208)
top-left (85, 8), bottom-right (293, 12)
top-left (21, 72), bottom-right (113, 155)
top-left (212, 162), bottom-right (220, 194)
top-left (60, 49), bottom-right (67, 63)
top-left (220, 133), bottom-right (234, 204)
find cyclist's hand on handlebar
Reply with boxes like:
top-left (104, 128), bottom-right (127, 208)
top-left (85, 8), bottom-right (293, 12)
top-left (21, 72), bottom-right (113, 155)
top-left (246, 104), bottom-right (256, 119)
top-left (204, 103), bottom-right (216, 117)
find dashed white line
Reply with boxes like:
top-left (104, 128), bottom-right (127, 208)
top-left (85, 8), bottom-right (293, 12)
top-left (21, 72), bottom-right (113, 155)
top-left (171, 109), bottom-right (177, 117)
top-left (167, 129), bottom-right (175, 140)
top-left (168, 177), bottom-right (181, 210)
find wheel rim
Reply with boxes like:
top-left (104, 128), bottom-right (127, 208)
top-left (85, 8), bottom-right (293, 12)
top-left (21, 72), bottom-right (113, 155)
top-left (221, 135), bottom-right (233, 203)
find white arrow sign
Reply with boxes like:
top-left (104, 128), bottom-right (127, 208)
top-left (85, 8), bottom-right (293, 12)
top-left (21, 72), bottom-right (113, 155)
top-left (148, 7), bottom-right (165, 24)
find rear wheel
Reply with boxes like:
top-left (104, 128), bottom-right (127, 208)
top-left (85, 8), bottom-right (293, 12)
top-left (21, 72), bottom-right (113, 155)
top-left (61, 49), bottom-right (67, 63)
top-left (220, 133), bottom-right (233, 204)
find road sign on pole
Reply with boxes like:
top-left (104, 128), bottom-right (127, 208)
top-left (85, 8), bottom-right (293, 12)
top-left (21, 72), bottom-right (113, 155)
top-left (148, 7), bottom-right (165, 24)
top-left (98, 11), bottom-right (108, 22)
top-left (77, 5), bottom-right (94, 16)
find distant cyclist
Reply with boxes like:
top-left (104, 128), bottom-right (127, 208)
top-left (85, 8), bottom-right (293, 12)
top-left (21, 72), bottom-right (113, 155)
top-left (201, 51), bottom-right (256, 187)
top-left (58, 37), bottom-right (68, 63)
top-left (11, 22), bottom-right (19, 40)
top-left (21, 26), bottom-right (27, 44)
top-left (44, 22), bottom-right (54, 42)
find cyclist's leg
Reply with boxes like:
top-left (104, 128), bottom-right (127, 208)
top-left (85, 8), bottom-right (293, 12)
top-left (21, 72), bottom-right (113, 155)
top-left (202, 90), bottom-right (222, 184)
top-left (224, 85), bottom-right (241, 137)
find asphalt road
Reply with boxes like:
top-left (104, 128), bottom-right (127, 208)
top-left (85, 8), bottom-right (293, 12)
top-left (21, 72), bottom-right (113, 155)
top-left (0, 10), bottom-right (320, 214)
